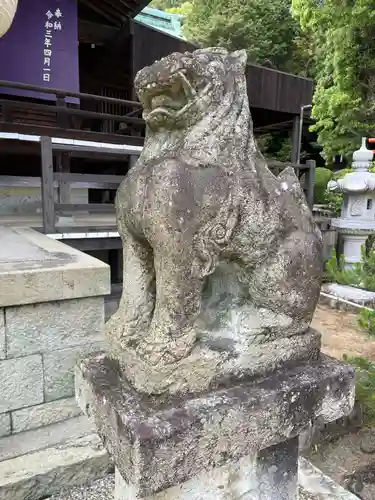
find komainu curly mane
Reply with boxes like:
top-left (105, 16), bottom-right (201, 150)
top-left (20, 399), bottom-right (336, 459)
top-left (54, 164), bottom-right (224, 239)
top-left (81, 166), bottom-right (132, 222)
top-left (106, 48), bottom-right (323, 395)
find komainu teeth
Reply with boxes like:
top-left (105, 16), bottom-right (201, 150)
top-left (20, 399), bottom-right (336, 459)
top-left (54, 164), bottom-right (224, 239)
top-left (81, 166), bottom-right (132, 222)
top-left (141, 71), bottom-right (188, 94)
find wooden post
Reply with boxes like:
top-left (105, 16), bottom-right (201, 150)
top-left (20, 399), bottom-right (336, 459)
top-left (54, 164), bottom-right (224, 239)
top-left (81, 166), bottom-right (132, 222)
top-left (291, 115), bottom-right (300, 163)
top-left (56, 95), bottom-right (69, 129)
top-left (108, 249), bottom-right (122, 284)
top-left (2, 100), bottom-right (13, 123)
top-left (306, 159), bottom-right (316, 210)
top-left (56, 152), bottom-right (71, 204)
top-left (40, 136), bottom-right (55, 233)
top-left (129, 20), bottom-right (137, 102)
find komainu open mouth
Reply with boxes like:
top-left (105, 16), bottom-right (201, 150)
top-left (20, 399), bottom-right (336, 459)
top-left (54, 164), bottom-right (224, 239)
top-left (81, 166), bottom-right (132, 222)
top-left (138, 70), bottom-right (197, 121)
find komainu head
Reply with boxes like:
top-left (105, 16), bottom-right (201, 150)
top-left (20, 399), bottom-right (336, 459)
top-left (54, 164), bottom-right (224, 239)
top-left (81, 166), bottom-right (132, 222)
top-left (134, 47), bottom-right (247, 131)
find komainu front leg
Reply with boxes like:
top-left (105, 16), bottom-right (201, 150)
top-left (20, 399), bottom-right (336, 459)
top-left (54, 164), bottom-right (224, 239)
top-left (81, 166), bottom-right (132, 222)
top-left (106, 229), bottom-right (155, 351)
top-left (136, 248), bottom-right (205, 365)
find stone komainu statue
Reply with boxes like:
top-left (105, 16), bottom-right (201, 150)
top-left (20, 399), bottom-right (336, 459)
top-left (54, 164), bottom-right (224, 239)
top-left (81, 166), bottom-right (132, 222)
top-left (106, 48), bottom-right (323, 395)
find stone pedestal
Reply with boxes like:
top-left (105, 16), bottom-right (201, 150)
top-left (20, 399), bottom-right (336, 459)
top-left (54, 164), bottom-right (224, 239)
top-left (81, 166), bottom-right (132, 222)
top-left (76, 353), bottom-right (355, 500)
top-left (114, 438), bottom-right (299, 500)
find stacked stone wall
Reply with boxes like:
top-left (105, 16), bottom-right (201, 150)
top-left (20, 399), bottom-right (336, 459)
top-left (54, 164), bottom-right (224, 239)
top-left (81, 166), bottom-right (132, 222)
top-left (0, 296), bottom-right (106, 437)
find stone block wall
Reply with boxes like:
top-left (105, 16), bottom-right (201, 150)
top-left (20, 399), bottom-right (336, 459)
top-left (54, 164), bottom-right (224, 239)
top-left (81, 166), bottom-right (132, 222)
top-left (0, 296), bottom-right (107, 438)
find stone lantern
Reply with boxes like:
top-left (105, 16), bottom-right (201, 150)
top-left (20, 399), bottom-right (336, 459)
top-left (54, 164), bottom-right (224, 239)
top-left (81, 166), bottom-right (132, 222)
top-left (328, 137), bottom-right (375, 268)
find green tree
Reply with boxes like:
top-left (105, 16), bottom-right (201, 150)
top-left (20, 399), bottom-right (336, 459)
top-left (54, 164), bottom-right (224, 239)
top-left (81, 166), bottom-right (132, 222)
top-left (257, 134), bottom-right (293, 163)
top-left (292, 0), bottom-right (375, 160)
top-left (167, 2), bottom-right (193, 16)
top-left (149, 0), bottom-right (184, 9)
top-left (182, 0), bottom-right (305, 73)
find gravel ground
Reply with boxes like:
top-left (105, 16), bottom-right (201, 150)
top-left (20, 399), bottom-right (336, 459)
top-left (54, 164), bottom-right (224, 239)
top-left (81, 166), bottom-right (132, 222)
top-left (49, 474), bottom-right (115, 500)
top-left (48, 474), bottom-right (317, 499)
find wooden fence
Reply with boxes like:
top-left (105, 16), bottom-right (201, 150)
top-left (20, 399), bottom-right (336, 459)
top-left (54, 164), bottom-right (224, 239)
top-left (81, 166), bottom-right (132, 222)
top-left (35, 139), bottom-right (315, 234)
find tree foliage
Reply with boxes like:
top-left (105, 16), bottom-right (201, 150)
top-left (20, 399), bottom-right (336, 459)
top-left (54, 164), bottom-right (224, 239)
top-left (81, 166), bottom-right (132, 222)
top-left (146, 0), bottom-right (315, 161)
top-left (343, 354), bottom-right (375, 423)
top-left (313, 167), bottom-right (333, 204)
top-left (167, 2), bottom-right (193, 16)
top-left (149, 0), bottom-right (312, 76)
top-left (358, 308), bottom-right (375, 337)
top-left (292, 0), bottom-right (375, 160)
top-left (257, 134), bottom-right (293, 163)
top-left (149, 0), bottom-right (184, 9)
top-left (180, 0), bottom-right (304, 73)
top-left (325, 245), bottom-right (375, 292)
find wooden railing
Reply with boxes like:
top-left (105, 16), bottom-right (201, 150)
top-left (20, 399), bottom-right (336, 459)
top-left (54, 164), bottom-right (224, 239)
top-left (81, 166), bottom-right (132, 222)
top-left (0, 80), bottom-right (316, 234)
top-left (47, 159), bottom-right (315, 229)
top-left (0, 136), bottom-right (315, 234)
top-left (0, 80), bottom-right (144, 144)
top-left (38, 136), bottom-right (139, 233)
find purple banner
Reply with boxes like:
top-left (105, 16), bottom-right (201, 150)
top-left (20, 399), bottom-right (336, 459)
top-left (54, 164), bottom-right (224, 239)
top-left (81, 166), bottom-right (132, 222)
top-left (0, 0), bottom-right (79, 102)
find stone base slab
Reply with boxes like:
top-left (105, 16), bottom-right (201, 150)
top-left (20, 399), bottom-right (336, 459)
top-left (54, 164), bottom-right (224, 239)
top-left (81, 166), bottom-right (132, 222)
top-left (114, 437), bottom-right (300, 500)
top-left (319, 291), bottom-right (365, 313)
top-left (0, 417), bottom-right (112, 500)
top-left (323, 283), bottom-right (375, 308)
top-left (76, 353), bottom-right (355, 498)
top-left (299, 457), bottom-right (358, 500)
top-left (0, 434), bottom-right (111, 500)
